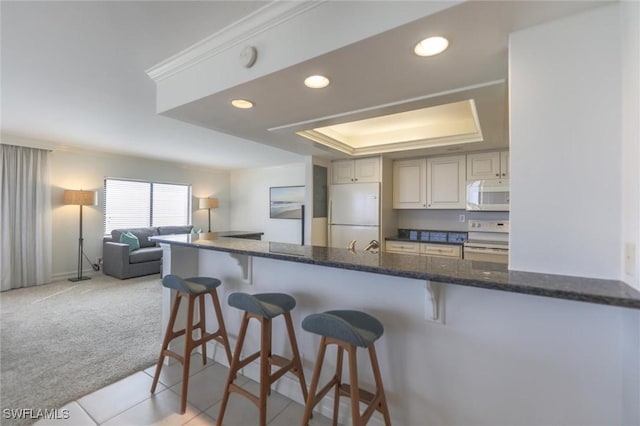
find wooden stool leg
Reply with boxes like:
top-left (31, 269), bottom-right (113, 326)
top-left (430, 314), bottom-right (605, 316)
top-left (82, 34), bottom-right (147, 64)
top-left (218, 312), bottom-right (250, 426)
top-left (179, 295), bottom-right (196, 414)
top-left (332, 346), bottom-right (344, 426)
top-left (369, 345), bottom-right (391, 426)
top-left (151, 292), bottom-right (182, 393)
top-left (347, 345), bottom-right (362, 426)
top-left (259, 317), bottom-right (271, 426)
top-left (302, 337), bottom-right (328, 426)
top-left (198, 294), bottom-right (207, 365)
top-left (210, 289), bottom-right (233, 365)
top-left (284, 312), bottom-right (308, 402)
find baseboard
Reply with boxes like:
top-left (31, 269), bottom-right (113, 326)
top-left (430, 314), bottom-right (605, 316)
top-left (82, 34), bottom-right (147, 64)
top-left (205, 341), bottom-right (386, 426)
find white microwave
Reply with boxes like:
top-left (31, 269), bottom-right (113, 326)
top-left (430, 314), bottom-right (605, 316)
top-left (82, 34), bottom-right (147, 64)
top-left (466, 179), bottom-right (510, 211)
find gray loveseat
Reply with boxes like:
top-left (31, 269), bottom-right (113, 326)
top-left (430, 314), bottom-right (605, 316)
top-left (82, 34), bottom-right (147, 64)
top-left (103, 225), bottom-right (193, 279)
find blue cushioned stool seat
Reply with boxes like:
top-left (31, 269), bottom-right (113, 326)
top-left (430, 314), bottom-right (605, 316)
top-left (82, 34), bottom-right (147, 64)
top-left (218, 292), bottom-right (308, 426)
top-left (301, 309), bottom-right (391, 426)
top-left (162, 275), bottom-right (222, 294)
top-left (302, 310), bottom-right (384, 348)
top-left (150, 274), bottom-right (232, 414)
top-left (227, 292), bottom-right (296, 318)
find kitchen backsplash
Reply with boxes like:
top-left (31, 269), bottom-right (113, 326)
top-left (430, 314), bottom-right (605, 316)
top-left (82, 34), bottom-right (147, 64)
top-left (397, 209), bottom-right (510, 232)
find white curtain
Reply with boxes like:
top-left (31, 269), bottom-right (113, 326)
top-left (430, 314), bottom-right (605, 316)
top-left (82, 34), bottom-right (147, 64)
top-left (0, 144), bottom-right (52, 291)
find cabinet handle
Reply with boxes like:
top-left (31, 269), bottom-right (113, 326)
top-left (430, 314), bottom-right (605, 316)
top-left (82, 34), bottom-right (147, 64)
top-left (495, 173), bottom-right (499, 177)
top-left (354, 178), bottom-right (358, 181)
top-left (502, 173), bottom-right (506, 177)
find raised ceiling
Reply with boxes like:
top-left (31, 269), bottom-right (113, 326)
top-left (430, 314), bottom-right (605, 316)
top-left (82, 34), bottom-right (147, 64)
top-left (2, 1), bottom-right (610, 167)
top-left (155, 1), bottom-right (609, 160)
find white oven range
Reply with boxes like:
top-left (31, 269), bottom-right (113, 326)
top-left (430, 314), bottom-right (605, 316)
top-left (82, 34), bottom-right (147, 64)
top-left (463, 220), bottom-right (509, 264)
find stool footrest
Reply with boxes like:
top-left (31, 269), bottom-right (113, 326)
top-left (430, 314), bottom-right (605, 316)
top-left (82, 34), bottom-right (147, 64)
top-left (269, 354), bottom-right (290, 368)
top-left (161, 349), bottom-right (185, 365)
top-left (339, 384), bottom-right (376, 404)
top-left (269, 360), bottom-right (295, 384)
top-left (229, 383), bottom-right (260, 406)
top-left (311, 376), bottom-right (340, 407)
top-left (340, 383), bottom-right (384, 424)
top-left (192, 330), bottom-right (226, 348)
top-left (236, 350), bottom-right (262, 370)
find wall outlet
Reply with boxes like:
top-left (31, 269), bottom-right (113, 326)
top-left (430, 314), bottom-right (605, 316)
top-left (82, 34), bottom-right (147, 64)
top-left (459, 214), bottom-right (466, 223)
top-left (625, 243), bottom-right (636, 276)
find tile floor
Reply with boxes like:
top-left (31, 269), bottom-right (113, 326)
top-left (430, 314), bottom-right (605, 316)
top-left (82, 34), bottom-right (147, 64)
top-left (34, 355), bottom-right (333, 426)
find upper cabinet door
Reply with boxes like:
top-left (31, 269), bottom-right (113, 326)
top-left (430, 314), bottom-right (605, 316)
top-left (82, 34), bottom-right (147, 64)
top-left (467, 151), bottom-right (510, 179)
top-left (466, 151), bottom-right (501, 180)
top-left (393, 159), bottom-right (427, 209)
top-left (427, 155), bottom-right (466, 209)
top-left (354, 157), bottom-right (380, 183)
top-left (332, 160), bottom-right (355, 184)
top-left (500, 151), bottom-right (509, 178)
top-left (331, 157), bottom-right (380, 184)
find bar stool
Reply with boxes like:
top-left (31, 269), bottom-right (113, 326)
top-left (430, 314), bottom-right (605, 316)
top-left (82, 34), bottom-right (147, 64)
top-left (301, 310), bottom-right (391, 426)
top-left (150, 274), bottom-right (233, 414)
top-left (217, 292), bottom-right (308, 426)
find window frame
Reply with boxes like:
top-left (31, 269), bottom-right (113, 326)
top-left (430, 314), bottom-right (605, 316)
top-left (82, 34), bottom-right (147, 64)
top-left (103, 177), bottom-right (192, 236)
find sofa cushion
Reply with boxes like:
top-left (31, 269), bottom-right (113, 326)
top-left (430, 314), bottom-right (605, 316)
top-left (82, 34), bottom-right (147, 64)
top-left (119, 231), bottom-right (140, 252)
top-left (111, 227), bottom-right (158, 248)
top-left (157, 225), bottom-right (193, 235)
top-left (129, 247), bottom-right (162, 264)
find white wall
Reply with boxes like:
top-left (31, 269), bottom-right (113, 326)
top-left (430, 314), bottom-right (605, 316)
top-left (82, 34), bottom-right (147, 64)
top-left (397, 209), bottom-right (509, 233)
top-left (621, 0), bottom-right (640, 290)
top-left (229, 162), bottom-right (305, 244)
top-left (509, 5), bottom-right (623, 279)
top-left (50, 148), bottom-right (230, 279)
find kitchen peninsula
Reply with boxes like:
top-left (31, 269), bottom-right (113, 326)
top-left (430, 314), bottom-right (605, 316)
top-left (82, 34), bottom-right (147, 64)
top-left (152, 233), bottom-right (640, 425)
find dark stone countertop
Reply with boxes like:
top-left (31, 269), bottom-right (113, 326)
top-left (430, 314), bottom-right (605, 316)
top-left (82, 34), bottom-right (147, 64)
top-left (150, 233), bottom-right (640, 310)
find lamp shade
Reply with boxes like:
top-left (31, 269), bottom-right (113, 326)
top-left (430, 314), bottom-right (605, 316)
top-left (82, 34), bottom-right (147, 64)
top-left (199, 198), bottom-right (219, 209)
top-left (63, 189), bottom-right (96, 206)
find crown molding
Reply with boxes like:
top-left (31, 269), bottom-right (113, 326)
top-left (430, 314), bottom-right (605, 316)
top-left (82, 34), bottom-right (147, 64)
top-left (146, 0), bottom-right (327, 82)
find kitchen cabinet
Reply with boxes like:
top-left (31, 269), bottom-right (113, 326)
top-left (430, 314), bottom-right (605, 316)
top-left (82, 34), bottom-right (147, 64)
top-left (332, 157), bottom-right (380, 184)
top-left (466, 150), bottom-right (509, 180)
top-left (392, 159), bottom-right (426, 208)
top-left (385, 240), bottom-right (462, 259)
top-left (420, 243), bottom-right (462, 258)
top-left (385, 241), bottom-right (420, 255)
top-left (426, 155), bottom-right (466, 209)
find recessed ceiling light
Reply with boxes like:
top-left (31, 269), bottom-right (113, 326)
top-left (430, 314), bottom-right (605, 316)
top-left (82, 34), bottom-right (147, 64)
top-left (231, 99), bottom-right (253, 109)
top-left (304, 75), bottom-right (330, 89)
top-left (414, 36), bottom-right (449, 57)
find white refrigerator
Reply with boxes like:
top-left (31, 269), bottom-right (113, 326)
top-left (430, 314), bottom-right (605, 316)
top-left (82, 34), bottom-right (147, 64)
top-left (329, 182), bottom-right (380, 250)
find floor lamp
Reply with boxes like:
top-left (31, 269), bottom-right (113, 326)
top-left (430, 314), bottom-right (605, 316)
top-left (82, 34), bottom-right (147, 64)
top-left (64, 189), bottom-right (96, 282)
top-left (199, 198), bottom-right (218, 232)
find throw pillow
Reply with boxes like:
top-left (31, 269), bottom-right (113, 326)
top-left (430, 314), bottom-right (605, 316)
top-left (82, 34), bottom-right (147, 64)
top-left (119, 231), bottom-right (140, 252)
top-left (190, 228), bottom-right (203, 234)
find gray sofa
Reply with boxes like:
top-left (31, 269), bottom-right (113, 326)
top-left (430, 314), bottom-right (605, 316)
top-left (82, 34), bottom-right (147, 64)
top-left (103, 225), bottom-right (193, 279)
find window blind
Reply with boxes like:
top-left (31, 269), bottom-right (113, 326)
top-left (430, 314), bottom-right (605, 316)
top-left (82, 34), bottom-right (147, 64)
top-left (104, 178), bottom-right (191, 235)
top-left (152, 183), bottom-right (191, 226)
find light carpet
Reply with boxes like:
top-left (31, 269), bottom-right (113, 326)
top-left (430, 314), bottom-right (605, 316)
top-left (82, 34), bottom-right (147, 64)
top-left (0, 274), bottom-right (163, 425)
